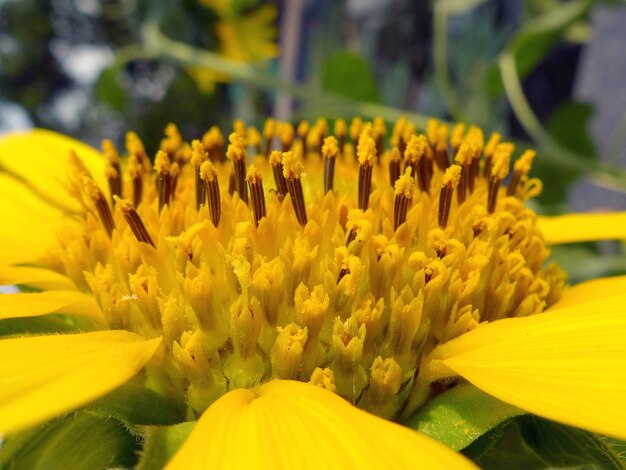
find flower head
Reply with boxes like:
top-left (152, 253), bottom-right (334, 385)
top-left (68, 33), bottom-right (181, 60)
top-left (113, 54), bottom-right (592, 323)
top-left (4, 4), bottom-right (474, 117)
top-left (1, 119), bottom-right (626, 467)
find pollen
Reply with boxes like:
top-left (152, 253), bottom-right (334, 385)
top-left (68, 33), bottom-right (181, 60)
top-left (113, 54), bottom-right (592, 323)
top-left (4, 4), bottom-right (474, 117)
top-left (47, 117), bottom-right (565, 421)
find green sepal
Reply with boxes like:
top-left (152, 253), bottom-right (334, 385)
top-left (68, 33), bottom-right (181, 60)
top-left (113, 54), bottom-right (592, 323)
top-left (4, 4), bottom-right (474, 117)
top-left (137, 421), bottom-right (197, 470)
top-left (0, 412), bottom-right (139, 470)
top-left (518, 416), bottom-right (626, 470)
top-left (84, 381), bottom-right (185, 434)
top-left (403, 382), bottom-right (524, 451)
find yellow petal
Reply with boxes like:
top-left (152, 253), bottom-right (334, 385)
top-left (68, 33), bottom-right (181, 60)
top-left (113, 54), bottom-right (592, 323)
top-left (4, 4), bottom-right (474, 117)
top-left (538, 212), bottom-right (626, 244)
top-left (0, 174), bottom-right (67, 264)
top-left (423, 292), bottom-right (626, 440)
top-left (167, 380), bottom-right (475, 469)
top-left (552, 275), bottom-right (626, 309)
top-left (0, 290), bottom-right (103, 322)
top-left (0, 330), bottom-right (160, 435)
top-left (0, 128), bottom-right (106, 211)
top-left (0, 265), bottom-right (76, 291)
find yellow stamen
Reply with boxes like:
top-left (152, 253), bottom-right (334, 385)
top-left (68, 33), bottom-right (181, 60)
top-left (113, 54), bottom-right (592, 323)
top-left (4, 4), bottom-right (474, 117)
top-left (115, 196), bottom-right (155, 247)
top-left (357, 130), bottom-right (377, 210)
top-left (322, 136), bottom-right (339, 193)
top-left (488, 146), bottom-right (511, 213)
top-left (246, 165), bottom-right (266, 226)
top-left (508, 149), bottom-right (536, 196)
top-left (394, 168), bottom-right (414, 230)
top-left (262, 118), bottom-right (276, 156)
top-left (439, 165), bottom-right (461, 229)
top-left (83, 176), bottom-right (115, 237)
top-left (247, 126), bottom-right (262, 154)
top-left (200, 160), bottom-right (221, 227)
top-left (450, 123), bottom-right (465, 151)
top-left (434, 124), bottom-right (450, 170)
top-left (350, 117), bottom-right (363, 143)
top-left (269, 150), bottom-right (288, 199)
top-left (102, 139), bottom-right (122, 200)
top-left (226, 132), bottom-right (248, 203)
top-left (404, 134), bottom-right (429, 193)
top-left (191, 139), bottom-right (208, 208)
top-left (278, 122), bottom-right (295, 152)
top-left (389, 146), bottom-right (402, 186)
top-left (282, 151), bottom-right (307, 226)
top-left (155, 150), bottom-right (172, 212)
top-left (334, 118), bottom-right (347, 154)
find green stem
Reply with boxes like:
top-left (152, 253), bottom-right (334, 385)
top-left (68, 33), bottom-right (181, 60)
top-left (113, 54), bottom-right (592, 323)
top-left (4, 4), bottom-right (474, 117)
top-left (498, 52), bottom-right (626, 190)
top-left (140, 22), bottom-right (430, 128)
top-left (433, 3), bottom-right (461, 119)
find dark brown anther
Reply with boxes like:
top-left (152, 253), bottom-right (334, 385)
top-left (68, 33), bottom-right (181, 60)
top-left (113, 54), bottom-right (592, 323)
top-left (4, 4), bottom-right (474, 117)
top-left (127, 147), bottom-right (143, 208)
top-left (506, 171), bottom-right (523, 197)
top-left (487, 178), bottom-right (500, 214)
top-left (154, 150), bottom-right (172, 212)
top-left (356, 132), bottom-right (377, 211)
top-left (102, 140), bottom-right (122, 205)
top-left (483, 132), bottom-right (502, 177)
top-left (105, 165), bottom-right (122, 205)
top-left (468, 156), bottom-right (480, 193)
top-left (438, 165), bottom-right (461, 229)
top-left (435, 146), bottom-right (449, 171)
top-left (226, 133), bottom-right (249, 203)
top-left (200, 161), bottom-right (221, 227)
top-left (487, 151), bottom-right (511, 214)
top-left (346, 229), bottom-right (357, 246)
top-left (358, 164), bottom-right (373, 211)
top-left (454, 144), bottom-right (472, 205)
top-left (269, 150), bottom-right (288, 199)
top-left (282, 152), bottom-right (308, 226)
top-left (278, 122), bottom-right (295, 153)
top-left (263, 118), bottom-right (276, 157)
top-left (170, 162), bottom-right (180, 201)
top-left (322, 136), bottom-right (339, 193)
top-left (228, 170), bottom-right (235, 196)
top-left (334, 118), bottom-right (347, 156)
top-left (507, 150), bottom-right (536, 197)
top-left (417, 156), bottom-right (433, 193)
top-left (389, 147), bottom-right (402, 186)
top-left (196, 170), bottom-right (207, 208)
top-left (337, 267), bottom-right (349, 284)
top-left (83, 177), bottom-right (115, 237)
top-left (393, 168), bottom-right (414, 230)
top-left (191, 140), bottom-right (208, 209)
top-left (115, 196), bottom-right (155, 247)
top-left (247, 166), bottom-right (267, 227)
top-left (232, 158), bottom-right (248, 203)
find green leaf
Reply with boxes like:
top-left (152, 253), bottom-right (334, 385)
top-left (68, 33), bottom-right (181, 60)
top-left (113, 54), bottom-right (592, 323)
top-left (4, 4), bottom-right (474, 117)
top-left (519, 416), bottom-right (625, 470)
top-left (0, 315), bottom-right (80, 337)
top-left (546, 100), bottom-right (596, 156)
top-left (85, 381), bottom-right (185, 433)
top-left (403, 382), bottom-right (524, 451)
top-left (95, 65), bottom-right (126, 111)
top-left (486, 0), bottom-right (591, 94)
top-left (532, 100), bottom-right (597, 206)
top-left (0, 413), bottom-right (138, 470)
top-left (470, 420), bottom-right (548, 470)
top-left (322, 52), bottom-right (379, 103)
top-left (138, 421), bottom-right (196, 470)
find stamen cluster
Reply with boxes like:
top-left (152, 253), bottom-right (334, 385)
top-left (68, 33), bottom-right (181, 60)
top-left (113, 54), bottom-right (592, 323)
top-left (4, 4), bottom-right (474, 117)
top-left (47, 117), bottom-right (564, 419)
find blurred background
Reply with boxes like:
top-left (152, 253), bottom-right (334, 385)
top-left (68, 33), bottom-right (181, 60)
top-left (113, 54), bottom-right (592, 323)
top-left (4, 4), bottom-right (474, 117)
top-left (1, 0), bottom-right (626, 280)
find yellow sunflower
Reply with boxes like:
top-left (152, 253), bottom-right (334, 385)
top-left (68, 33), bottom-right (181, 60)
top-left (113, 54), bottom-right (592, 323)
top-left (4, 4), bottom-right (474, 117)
top-left (0, 117), bottom-right (625, 468)
top-left (188, 2), bottom-right (279, 93)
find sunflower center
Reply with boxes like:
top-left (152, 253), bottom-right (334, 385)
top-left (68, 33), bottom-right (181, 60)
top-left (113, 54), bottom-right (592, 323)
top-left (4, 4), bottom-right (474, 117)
top-left (45, 117), bottom-right (565, 420)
